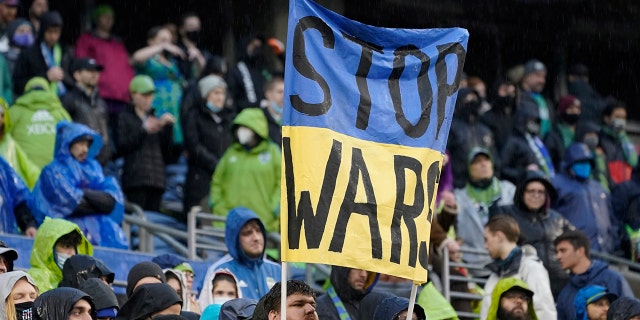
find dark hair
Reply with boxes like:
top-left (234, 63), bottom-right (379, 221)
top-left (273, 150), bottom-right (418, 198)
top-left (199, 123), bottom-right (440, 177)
top-left (147, 26), bottom-right (167, 41)
top-left (485, 215), bottom-right (520, 243)
top-left (264, 76), bottom-right (284, 94)
top-left (554, 230), bottom-right (591, 258)
top-left (212, 273), bottom-right (237, 291)
top-left (55, 230), bottom-right (82, 248)
top-left (601, 97), bottom-right (627, 117)
top-left (262, 280), bottom-right (316, 313)
top-left (179, 12), bottom-right (199, 28)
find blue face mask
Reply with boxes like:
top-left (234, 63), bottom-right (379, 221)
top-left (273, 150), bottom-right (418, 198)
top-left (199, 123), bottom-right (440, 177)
top-left (206, 101), bottom-right (223, 113)
top-left (271, 102), bottom-right (283, 114)
top-left (571, 162), bottom-right (591, 179)
top-left (13, 33), bottom-right (35, 48)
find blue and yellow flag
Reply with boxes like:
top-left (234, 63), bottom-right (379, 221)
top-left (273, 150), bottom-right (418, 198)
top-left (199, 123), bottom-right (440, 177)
top-left (281, 0), bottom-right (468, 282)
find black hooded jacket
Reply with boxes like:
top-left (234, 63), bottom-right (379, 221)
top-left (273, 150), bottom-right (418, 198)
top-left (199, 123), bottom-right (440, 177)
top-left (12, 11), bottom-right (74, 96)
top-left (78, 278), bottom-right (119, 312)
top-left (447, 88), bottom-right (499, 188)
top-left (500, 99), bottom-right (543, 184)
top-left (494, 170), bottom-right (574, 296)
top-left (34, 287), bottom-right (97, 320)
top-left (59, 254), bottom-right (115, 288)
top-left (607, 297), bottom-right (640, 320)
top-left (116, 283), bottom-right (182, 320)
top-left (316, 266), bottom-right (381, 320)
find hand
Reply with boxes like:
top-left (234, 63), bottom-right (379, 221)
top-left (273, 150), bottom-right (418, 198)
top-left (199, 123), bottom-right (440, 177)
top-left (440, 191), bottom-right (457, 208)
top-left (144, 117), bottom-right (164, 133)
top-left (47, 67), bottom-right (64, 82)
top-left (24, 227), bottom-right (37, 238)
top-left (526, 163), bottom-right (540, 171)
top-left (188, 294), bottom-right (201, 314)
top-left (162, 43), bottom-right (186, 59)
top-left (159, 113), bottom-right (176, 126)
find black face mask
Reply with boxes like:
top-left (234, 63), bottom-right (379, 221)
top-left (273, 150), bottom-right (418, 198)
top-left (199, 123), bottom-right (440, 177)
top-left (561, 113), bottom-right (580, 125)
top-left (186, 30), bottom-right (200, 44)
top-left (494, 96), bottom-right (515, 111)
top-left (15, 301), bottom-right (34, 320)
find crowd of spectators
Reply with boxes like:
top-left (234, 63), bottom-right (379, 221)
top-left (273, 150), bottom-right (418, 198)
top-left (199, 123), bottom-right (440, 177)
top-left (1, 0), bottom-right (640, 319)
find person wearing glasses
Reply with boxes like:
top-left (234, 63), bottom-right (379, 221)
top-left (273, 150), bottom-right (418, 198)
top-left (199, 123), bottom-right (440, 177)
top-left (492, 170), bottom-right (574, 298)
top-left (481, 215), bottom-right (556, 320)
top-left (486, 277), bottom-right (537, 320)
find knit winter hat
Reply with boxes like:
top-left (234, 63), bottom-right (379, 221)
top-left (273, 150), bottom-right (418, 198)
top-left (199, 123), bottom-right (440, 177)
top-left (558, 95), bottom-right (579, 115)
top-left (523, 59), bottom-right (546, 77)
top-left (198, 75), bottom-right (227, 99)
top-left (126, 261), bottom-right (166, 297)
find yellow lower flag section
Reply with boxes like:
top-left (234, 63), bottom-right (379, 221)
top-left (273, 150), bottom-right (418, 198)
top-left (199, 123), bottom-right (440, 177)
top-left (281, 126), bottom-right (442, 283)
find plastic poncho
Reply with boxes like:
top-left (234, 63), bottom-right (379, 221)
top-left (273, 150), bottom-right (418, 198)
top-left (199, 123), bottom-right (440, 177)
top-left (0, 271), bottom-right (38, 320)
top-left (8, 77), bottom-right (72, 170)
top-left (486, 277), bottom-right (538, 320)
top-left (0, 156), bottom-right (32, 234)
top-left (0, 98), bottom-right (41, 188)
top-left (30, 121), bottom-right (127, 249)
top-left (33, 287), bottom-right (96, 320)
top-left (210, 108), bottom-right (281, 232)
top-left (198, 207), bottom-right (281, 307)
top-left (28, 218), bottom-right (93, 293)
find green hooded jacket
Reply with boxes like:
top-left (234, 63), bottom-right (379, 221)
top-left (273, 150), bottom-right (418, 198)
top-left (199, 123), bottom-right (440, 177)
top-left (486, 277), bottom-right (538, 320)
top-left (8, 77), bottom-right (71, 170)
top-left (28, 217), bottom-right (93, 292)
top-left (0, 98), bottom-right (41, 188)
top-left (210, 108), bottom-right (281, 232)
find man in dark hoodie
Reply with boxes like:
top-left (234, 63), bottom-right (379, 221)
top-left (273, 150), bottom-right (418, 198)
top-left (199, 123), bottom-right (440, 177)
top-left (79, 278), bottom-right (119, 320)
top-left (554, 230), bottom-right (634, 320)
top-left (33, 287), bottom-right (96, 320)
top-left (607, 297), bottom-right (640, 320)
top-left (116, 283), bottom-right (182, 320)
top-left (13, 10), bottom-right (73, 97)
top-left (315, 266), bottom-right (383, 320)
top-left (58, 255), bottom-right (114, 288)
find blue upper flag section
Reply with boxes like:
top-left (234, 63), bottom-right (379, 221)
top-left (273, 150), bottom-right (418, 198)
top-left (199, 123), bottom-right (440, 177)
top-left (283, 0), bottom-right (468, 152)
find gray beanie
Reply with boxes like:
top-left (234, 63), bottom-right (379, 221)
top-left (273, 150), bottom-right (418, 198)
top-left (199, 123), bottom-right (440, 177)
top-left (199, 75), bottom-right (227, 99)
top-left (523, 59), bottom-right (546, 76)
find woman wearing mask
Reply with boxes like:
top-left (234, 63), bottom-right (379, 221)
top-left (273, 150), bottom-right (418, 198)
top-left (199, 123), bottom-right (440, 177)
top-left (3, 19), bottom-right (35, 75)
top-left (1, 271), bottom-right (39, 320)
top-left (599, 98), bottom-right (637, 185)
top-left (493, 170), bottom-right (574, 298)
top-left (200, 271), bottom-right (240, 319)
top-left (181, 75), bottom-right (234, 221)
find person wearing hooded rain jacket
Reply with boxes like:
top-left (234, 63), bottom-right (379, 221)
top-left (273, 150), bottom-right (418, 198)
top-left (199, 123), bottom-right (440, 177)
top-left (0, 155), bottom-right (37, 236)
top-left (116, 283), bottom-right (182, 320)
top-left (58, 255), bottom-right (114, 289)
top-left (573, 285), bottom-right (617, 320)
top-left (552, 142), bottom-right (621, 255)
top-left (315, 266), bottom-right (383, 320)
top-left (30, 121), bottom-right (127, 249)
top-left (209, 108), bottom-right (281, 232)
top-left (78, 278), bottom-right (119, 320)
top-left (198, 207), bottom-right (281, 307)
top-left (28, 217), bottom-right (93, 293)
top-left (493, 170), bottom-right (574, 297)
top-left (372, 296), bottom-right (426, 320)
top-left (486, 277), bottom-right (538, 320)
top-left (0, 271), bottom-right (39, 320)
top-left (607, 297), bottom-right (640, 320)
top-left (33, 287), bottom-right (96, 320)
top-left (8, 76), bottom-right (71, 170)
top-left (0, 97), bottom-right (40, 189)
top-left (500, 99), bottom-right (555, 185)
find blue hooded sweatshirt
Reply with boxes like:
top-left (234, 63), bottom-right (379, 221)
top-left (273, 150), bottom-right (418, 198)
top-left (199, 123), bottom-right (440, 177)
top-left (0, 156), bottom-right (32, 234)
top-left (372, 296), bottom-right (426, 320)
top-left (198, 207), bottom-right (281, 306)
top-left (573, 285), bottom-right (617, 320)
top-left (30, 121), bottom-right (127, 249)
top-left (556, 260), bottom-right (634, 320)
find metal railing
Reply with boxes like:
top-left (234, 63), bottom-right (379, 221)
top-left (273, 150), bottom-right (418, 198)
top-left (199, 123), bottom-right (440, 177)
top-left (441, 246), bottom-right (486, 319)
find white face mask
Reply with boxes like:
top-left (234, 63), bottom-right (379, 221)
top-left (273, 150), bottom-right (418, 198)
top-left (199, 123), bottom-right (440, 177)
top-left (236, 126), bottom-right (255, 145)
top-left (57, 253), bottom-right (72, 269)
top-left (213, 296), bottom-right (233, 306)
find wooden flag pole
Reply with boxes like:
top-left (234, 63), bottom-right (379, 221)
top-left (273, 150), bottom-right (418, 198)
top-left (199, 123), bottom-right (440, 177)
top-left (406, 283), bottom-right (419, 320)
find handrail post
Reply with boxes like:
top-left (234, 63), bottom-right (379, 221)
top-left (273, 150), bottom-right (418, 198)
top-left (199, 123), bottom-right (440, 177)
top-left (187, 206), bottom-right (200, 260)
top-left (443, 245), bottom-right (451, 301)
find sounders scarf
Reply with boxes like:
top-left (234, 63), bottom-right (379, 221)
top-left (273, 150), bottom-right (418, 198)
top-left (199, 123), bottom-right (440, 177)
top-left (525, 133), bottom-right (555, 177)
top-left (40, 42), bottom-right (66, 96)
top-left (530, 93), bottom-right (550, 138)
top-left (602, 125), bottom-right (638, 167)
top-left (327, 285), bottom-right (351, 320)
